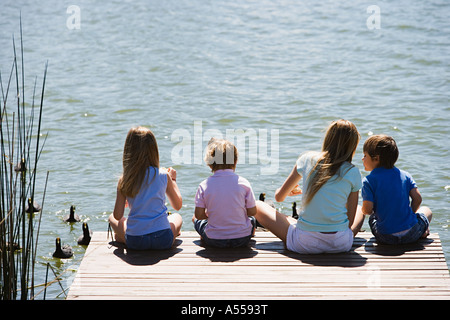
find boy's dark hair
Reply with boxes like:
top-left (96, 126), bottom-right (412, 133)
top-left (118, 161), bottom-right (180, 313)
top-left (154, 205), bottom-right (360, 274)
top-left (363, 134), bottom-right (399, 169)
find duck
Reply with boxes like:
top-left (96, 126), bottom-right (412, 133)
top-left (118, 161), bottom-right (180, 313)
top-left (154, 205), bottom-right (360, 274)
top-left (259, 192), bottom-right (266, 202)
top-left (14, 159), bottom-right (26, 173)
top-left (3, 242), bottom-right (21, 252)
top-left (255, 193), bottom-right (265, 228)
top-left (259, 192), bottom-right (275, 208)
top-left (63, 205), bottom-right (80, 223)
top-left (77, 222), bottom-right (92, 246)
top-left (292, 202), bottom-right (299, 220)
top-left (52, 238), bottom-right (73, 259)
top-left (25, 198), bottom-right (41, 213)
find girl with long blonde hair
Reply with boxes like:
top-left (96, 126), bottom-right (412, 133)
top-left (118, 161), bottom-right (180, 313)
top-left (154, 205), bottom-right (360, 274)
top-left (255, 120), bottom-right (362, 254)
top-left (109, 126), bottom-right (183, 250)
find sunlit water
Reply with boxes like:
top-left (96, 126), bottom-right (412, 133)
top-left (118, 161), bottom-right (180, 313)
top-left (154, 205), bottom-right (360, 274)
top-left (1, 0), bottom-right (449, 299)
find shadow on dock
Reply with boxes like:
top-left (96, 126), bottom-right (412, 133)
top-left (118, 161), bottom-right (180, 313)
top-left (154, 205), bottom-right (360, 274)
top-left (109, 239), bottom-right (184, 266)
top-left (254, 239), bottom-right (368, 268)
top-left (362, 236), bottom-right (435, 256)
top-left (194, 239), bottom-right (259, 262)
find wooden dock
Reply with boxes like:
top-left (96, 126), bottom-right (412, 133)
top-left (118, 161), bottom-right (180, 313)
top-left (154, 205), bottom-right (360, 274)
top-left (67, 231), bottom-right (450, 300)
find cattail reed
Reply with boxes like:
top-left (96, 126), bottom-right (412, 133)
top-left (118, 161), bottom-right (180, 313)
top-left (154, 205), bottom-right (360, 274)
top-left (0, 16), bottom-right (49, 300)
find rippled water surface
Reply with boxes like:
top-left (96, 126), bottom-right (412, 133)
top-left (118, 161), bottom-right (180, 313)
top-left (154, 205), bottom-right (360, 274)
top-left (1, 0), bottom-right (449, 299)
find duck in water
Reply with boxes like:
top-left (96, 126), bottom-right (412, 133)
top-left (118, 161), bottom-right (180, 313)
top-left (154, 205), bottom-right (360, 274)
top-left (53, 238), bottom-right (73, 258)
top-left (259, 192), bottom-right (275, 208)
top-left (292, 202), bottom-right (299, 220)
top-left (256, 193), bottom-right (275, 229)
top-left (63, 205), bottom-right (80, 223)
top-left (77, 222), bottom-right (92, 245)
top-left (25, 198), bottom-right (41, 213)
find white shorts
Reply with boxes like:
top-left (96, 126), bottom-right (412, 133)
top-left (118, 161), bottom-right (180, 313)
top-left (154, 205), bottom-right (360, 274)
top-left (286, 224), bottom-right (353, 254)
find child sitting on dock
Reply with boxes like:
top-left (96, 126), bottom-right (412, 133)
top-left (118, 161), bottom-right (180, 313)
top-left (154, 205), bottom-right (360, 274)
top-left (354, 134), bottom-right (432, 244)
top-left (108, 126), bottom-right (183, 250)
top-left (254, 119), bottom-right (362, 254)
top-left (192, 138), bottom-right (257, 247)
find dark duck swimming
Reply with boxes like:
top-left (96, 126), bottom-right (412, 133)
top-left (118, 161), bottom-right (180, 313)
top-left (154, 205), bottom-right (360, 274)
top-left (292, 202), bottom-right (299, 219)
top-left (25, 198), bottom-right (41, 213)
top-left (77, 222), bottom-right (92, 245)
top-left (53, 238), bottom-right (73, 259)
top-left (256, 193), bottom-right (275, 229)
top-left (64, 205), bottom-right (80, 223)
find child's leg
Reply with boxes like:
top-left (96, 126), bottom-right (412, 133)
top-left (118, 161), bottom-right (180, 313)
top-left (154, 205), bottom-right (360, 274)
top-left (108, 214), bottom-right (127, 244)
top-left (417, 206), bottom-right (432, 222)
top-left (255, 200), bottom-right (296, 243)
top-left (417, 206), bottom-right (432, 238)
top-left (191, 216), bottom-right (208, 242)
top-left (351, 205), bottom-right (365, 237)
top-left (168, 212), bottom-right (183, 242)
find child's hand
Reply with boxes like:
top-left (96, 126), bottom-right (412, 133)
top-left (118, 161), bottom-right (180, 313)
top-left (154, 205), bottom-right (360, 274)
top-left (167, 167), bottom-right (177, 181)
top-left (288, 185), bottom-right (302, 196)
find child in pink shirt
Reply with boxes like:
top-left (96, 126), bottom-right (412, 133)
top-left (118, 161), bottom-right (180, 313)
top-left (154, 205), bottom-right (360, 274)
top-left (193, 138), bottom-right (257, 247)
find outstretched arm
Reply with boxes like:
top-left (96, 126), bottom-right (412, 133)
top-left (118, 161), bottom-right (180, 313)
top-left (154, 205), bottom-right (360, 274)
top-left (274, 164), bottom-right (302, 202)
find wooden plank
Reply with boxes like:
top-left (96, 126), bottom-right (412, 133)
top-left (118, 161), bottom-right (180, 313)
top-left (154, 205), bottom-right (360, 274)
top-left (67, 231), bottom-right (450, 300)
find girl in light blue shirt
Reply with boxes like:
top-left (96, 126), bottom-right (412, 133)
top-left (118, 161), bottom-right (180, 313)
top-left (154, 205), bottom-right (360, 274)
top-left (109, 126), bottom-right (183, 250)
top-left (254, 120), bottom-right (362, 254)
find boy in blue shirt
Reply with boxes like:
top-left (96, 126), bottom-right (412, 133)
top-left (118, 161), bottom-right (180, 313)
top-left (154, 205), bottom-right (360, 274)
top-left (357, 134), bottom-right (432, 244)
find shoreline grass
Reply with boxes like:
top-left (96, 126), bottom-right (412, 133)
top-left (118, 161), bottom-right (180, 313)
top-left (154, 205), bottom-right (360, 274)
top-left (0, 15), bottom-right (49, 300)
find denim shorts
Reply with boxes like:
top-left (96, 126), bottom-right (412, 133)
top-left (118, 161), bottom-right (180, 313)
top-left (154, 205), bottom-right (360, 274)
top-left (125, 228), bottom-right (174, 250)
top-left (369, 212), bottom-right (429, 245)
top-left (194, 217), bottom-right (256, 248)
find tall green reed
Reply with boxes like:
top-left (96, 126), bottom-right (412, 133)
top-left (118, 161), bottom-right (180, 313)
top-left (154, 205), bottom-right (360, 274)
top-left (0, 16), bottom-right (49, 300)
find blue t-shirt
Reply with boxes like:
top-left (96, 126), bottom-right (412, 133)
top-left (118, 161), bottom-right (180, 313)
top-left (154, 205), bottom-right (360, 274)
top-left (296, 152), bottom-right (362, 232)
top-left (361, 166), bottom-right (418, 235)
top-left (125, 167), bottom-right (171, 236)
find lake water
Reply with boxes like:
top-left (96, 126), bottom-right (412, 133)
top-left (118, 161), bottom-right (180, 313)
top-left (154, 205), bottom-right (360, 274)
top-left (1, 0), bottom-right (449, 299)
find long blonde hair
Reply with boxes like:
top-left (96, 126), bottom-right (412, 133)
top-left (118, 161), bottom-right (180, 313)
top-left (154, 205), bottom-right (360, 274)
top-left (303, 119), bottom-right (360, 205)
top-left (118, 126), bottom-right (160, 198)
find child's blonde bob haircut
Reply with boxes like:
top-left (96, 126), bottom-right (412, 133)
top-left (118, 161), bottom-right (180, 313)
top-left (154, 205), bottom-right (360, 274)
top-left (204, 138), bottom-right (238, 171)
